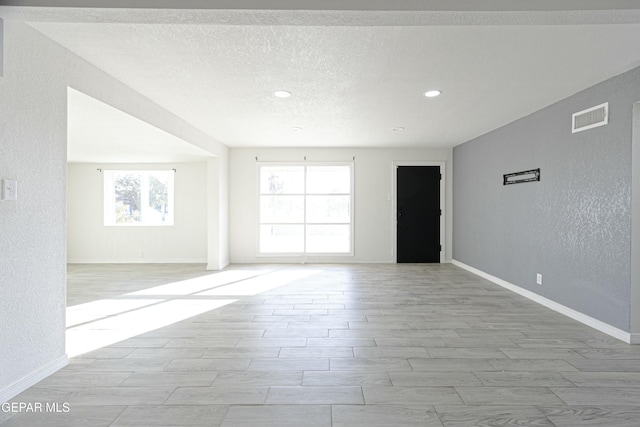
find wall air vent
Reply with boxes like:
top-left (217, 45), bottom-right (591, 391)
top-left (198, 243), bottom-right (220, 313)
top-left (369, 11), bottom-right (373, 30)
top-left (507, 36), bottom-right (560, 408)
top-left (572, 102), bottom-right (608, 133)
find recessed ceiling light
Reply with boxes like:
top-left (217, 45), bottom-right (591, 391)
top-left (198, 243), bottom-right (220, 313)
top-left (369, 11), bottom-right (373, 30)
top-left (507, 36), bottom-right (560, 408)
top-left (274, 90), bottom-right (292, 98)
top-left (424, 90), bottom-right (442, 98)
top-left (392, 127), bottom-right (405, 131)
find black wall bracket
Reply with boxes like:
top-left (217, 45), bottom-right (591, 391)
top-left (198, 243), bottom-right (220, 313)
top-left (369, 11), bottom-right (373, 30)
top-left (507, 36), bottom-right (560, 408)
top-left (503, 168), bottom-right (540, 185)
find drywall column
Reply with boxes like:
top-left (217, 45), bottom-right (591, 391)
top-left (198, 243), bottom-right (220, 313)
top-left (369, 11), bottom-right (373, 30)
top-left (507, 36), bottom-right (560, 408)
top-left (219, 151), bottom-right (230, 268)
top-left (632, 103), bottom-right (640, 343)
top-left (206, 156), bottom-right (229, 270)
top-left (207, 157), bottom-right (220, 270)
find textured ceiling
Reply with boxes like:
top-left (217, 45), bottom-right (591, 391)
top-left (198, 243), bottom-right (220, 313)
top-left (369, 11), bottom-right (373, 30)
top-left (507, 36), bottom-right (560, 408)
top-left (6, 4), bottom-right (640, 156)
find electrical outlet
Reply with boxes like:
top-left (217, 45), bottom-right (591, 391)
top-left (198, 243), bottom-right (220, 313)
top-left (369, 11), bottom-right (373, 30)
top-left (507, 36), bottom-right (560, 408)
top-left (536, 273), bottom-right (543, 285)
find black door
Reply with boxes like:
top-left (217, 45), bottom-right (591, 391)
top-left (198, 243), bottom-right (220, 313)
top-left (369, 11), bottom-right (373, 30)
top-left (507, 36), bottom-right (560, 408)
top-left (397, 166), bottom-right (441, 263)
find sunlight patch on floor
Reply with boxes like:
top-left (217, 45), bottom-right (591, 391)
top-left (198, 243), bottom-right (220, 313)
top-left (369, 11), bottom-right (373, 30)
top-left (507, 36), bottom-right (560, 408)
top-left (66, 299), bottom-right (236, 357)
top-left (197, 269), bottom-right (322, 296)
top-left (126, 270), bottom-right (268, 296)
top-left (66, 267), bottom-right (323, 357)
top-left (66, 299), bottom-right (164, 328)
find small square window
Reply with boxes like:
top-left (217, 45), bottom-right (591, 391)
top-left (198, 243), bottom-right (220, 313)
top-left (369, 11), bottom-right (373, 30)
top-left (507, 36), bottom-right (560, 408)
top-left (104, 170), bottom-right (174, 226)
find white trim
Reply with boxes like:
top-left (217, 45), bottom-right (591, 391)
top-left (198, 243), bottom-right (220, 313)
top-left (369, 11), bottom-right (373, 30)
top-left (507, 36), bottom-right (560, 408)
top-left (452, 259), bottom-right (635, 344)
top-left (392, 161), bottom-right (446, 263)
top-left (1, 355), bottom-right (68, 404)
top-left (67, 258), bottom-right (207, 264)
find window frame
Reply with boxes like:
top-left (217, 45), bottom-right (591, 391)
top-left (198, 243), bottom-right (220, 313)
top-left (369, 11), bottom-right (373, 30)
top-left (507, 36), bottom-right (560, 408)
top-left (256, 161), bottom-right (354, 257)
top-left (103, 169), bottom-right (175, 227)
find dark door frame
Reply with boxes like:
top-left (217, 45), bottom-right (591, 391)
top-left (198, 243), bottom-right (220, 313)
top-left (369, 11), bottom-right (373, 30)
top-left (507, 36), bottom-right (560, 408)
top-left (392, 161), bottom-right (445, 263)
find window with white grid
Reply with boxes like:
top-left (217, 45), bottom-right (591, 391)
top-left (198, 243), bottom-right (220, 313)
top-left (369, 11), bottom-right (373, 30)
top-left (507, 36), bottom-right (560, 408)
top-left (104, 170), bottom-right (174, 226)
top-left (258, 163), bottom-right (353, 255)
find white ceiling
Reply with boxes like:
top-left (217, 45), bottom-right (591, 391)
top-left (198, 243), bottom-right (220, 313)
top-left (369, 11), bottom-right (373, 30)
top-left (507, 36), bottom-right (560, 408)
top-left (6, 2), bottom-right (640, 159)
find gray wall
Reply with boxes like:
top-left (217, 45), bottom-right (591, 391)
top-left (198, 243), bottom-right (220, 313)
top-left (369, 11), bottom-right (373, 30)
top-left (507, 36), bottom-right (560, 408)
top-left (632, 104), bottom-right (640, 335)
top-left (453, 65), bottom-right (640, 331)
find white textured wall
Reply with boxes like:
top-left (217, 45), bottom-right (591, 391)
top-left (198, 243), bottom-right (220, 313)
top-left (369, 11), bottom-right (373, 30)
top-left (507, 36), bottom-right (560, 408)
top-left (67, 162), bottom-right (208, 263)
top-left (0, 17), bottom-right (228, 401)
top-left (0, 19), bottom-right (68, 398)
top-left (230, 147), bottom-right (453, 263)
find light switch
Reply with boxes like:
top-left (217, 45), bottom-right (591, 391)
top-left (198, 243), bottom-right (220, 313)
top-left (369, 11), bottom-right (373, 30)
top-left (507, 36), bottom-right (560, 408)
top-left (2, 179), bottom-right (17, 200)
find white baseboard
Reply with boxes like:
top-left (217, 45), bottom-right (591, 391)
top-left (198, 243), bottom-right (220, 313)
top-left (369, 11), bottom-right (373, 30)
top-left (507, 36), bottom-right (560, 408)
top-left (0, 355), bottom-right (68, 404)
top-left (67, 258), bottom-right (207, 264)
top-left (452, 259), bottom-right (634, 344)
top-left (230, 258), bottom-right (397, 265)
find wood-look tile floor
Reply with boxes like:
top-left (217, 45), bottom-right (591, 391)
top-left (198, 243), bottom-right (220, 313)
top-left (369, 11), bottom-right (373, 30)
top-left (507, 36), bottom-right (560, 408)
top-left (4, 263), bottom-right (640, 426)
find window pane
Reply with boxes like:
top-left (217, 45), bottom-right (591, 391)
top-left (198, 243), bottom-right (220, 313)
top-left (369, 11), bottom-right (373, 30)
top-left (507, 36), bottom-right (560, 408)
top-left (306, 166), bottom-right (350, 194)
top-left (306, 225), bottom-right (351, 253)
top-left (306, 195), bottom-right (350, 223)
top-left (114, 172), bottom-right (141, 224)
top-left (260, 166), bottom-right (304, 194)
top-left (260, 225), bottom-right (304, 253)
top-left (146, 172), bottom-right (172, 224)
top-left (260, 196), bottom-right (304, 223)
